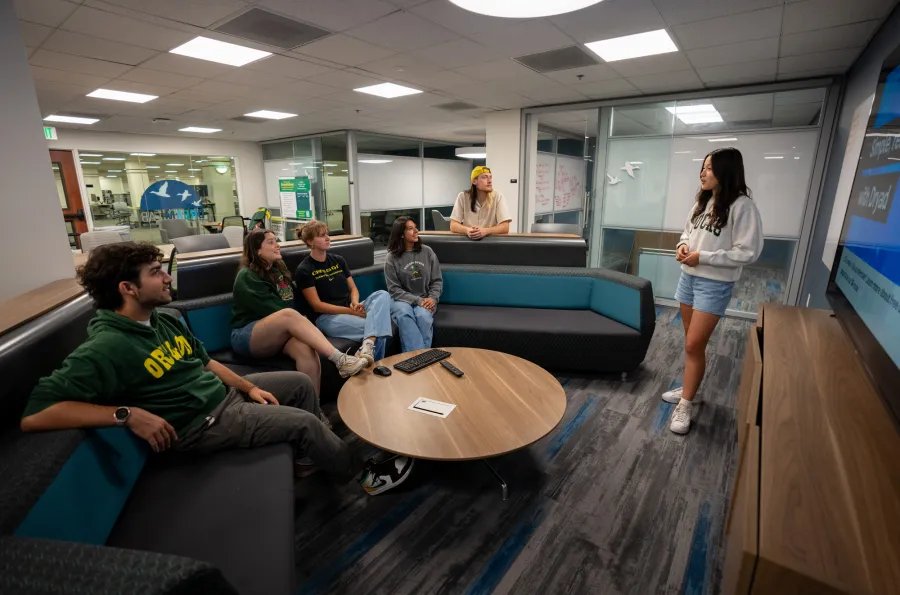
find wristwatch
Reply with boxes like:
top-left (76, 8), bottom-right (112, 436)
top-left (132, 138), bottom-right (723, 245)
top-left (114, 406), bottom-right (131, 427)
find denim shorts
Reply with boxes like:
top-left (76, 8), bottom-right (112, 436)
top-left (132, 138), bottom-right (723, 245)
top-left (674, 272), bottom-right (734, 317)
top-left (230, 321), bottom-right (258, 356)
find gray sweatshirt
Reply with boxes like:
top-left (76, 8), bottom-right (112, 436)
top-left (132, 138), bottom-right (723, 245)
top-left (384, 245), bottom-right (443, 305)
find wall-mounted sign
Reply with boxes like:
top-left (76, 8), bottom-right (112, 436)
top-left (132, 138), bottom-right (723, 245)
top-left (279, 176), bottom-right (313, 219)
top-left (43, 126), bottom-right (57, 140)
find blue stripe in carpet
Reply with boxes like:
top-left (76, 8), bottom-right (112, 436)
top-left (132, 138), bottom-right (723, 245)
top-left (463, 503), bottom-right (547, 595)
top-left (671, 311), bottom-right (682, 327)
top-left (651, 401), bottom-right (674, 434)
top-left (557, 376), bottom-right (571, 387)
top-left (296, 488), bottom-right (431, 595)
top-left (544, 396), bottom-right (596, 460)
top-left (681, 500), bottom-right (711, 595)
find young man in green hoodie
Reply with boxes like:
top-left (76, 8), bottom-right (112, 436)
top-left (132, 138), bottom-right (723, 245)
top-left (20, 243), bottom-right (413, 496)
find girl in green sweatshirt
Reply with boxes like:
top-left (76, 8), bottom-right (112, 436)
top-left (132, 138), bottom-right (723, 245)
top-left (231, 230), bottom-right (367, 395)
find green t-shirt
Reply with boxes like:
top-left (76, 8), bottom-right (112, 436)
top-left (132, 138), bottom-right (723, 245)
top-left (231, 266), bottom-right (293, 329)
top-left (23, 309), bottom-right (226, 435)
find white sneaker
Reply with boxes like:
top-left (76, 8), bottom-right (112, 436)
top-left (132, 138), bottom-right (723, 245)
top-left (336, 352), bottom-right (368, 378)
top-left (670, 401), bottom-right (693, 434)
top-left (356, 341), bottom-right (375, 367)
top-left (661, 386), bottom-right (683, 403)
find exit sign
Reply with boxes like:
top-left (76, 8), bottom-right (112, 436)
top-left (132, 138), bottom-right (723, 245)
top-left (43, 126), bottom-right (57, 140)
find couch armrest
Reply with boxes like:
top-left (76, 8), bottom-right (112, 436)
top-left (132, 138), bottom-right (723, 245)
top-left (160, 228), bottom-right (170, 243)
top-left (0, 536), bottom-right (238, 595)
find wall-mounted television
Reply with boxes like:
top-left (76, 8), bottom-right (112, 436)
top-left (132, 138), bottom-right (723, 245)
top-left (827, 43), bottom-right (900, 426)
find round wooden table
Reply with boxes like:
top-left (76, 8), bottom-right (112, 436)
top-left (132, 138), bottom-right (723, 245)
top-left (338, 348), bottom-right (567, 498)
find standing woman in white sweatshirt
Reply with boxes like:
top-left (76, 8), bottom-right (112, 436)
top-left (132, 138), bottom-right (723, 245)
top-left (664, 147), bottom-right (763, 435)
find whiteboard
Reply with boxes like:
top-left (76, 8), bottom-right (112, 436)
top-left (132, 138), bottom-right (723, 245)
top-left (424, 158), bottom-right (472, 207)
top-left (357, 153), bottom-right (422, 211)
top-left (664, 130), bottom-right (819, 238)
top-left (535, 153), bottom-right (585, 215)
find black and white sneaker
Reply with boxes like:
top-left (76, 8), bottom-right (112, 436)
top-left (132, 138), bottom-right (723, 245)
top-left (359, 456), bottom-right (414, 495)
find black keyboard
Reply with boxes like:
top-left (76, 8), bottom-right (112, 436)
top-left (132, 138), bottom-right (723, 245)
top-left (393, 349), bottom-right (452, 374)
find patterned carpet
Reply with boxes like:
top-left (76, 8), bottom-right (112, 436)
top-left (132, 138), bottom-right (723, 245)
top-left (296, 306), bottom-right (752, 595)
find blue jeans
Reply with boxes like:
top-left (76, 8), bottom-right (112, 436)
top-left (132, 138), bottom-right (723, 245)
top-left (315, 290), bottom-right (392, 360)
top-left (674, 272), bottom-right (735, 317)
top-left (390, 300), bottom-right (434, 352)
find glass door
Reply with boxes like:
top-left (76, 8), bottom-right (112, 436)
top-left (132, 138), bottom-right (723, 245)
top-left (51, 149), bottom-right (87, 249)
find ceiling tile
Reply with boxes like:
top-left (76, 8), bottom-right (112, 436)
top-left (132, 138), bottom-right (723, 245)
top-left (15, 0), bottom-right (78, 27)
top-left (244, 54), bottom-right (335, 79)
top-left (778, 48), bottom-right (861, 74)
top-left (59, 6), bottom-right (195, 51)
top-left (776, 68), bottom-right (845, 80)
top-left (780, 21), bottom-right (881, 56)
top-left (687, 37), bottom-right (780, 69)
top-left (476, 20), bottom-right (574, 56)
top-left (357, 54), bottom-right (439, 80)
top-left (29, 65), bottom-right (112, 89)
top-left (608, 52), bottom-right (694, 77)
top-left (294, 34), bottom-right (396, 67)
top-left (42, 30), bottom-right (158, 65)
top-left (454, 87), bottom-right (533, 109)
top-left (116, 67), bottom-right (206, 89)
top-left (571, 78), bottom-right (640, 99)
top-left (409, 0), bottom-right (515, 37)
top-left (544, 63), bottom-right (622, 85)
top-left (549, 0), bottom-right (668, 43)
top-left (653, 0), bottom-right (783, 26)
top-left (257, 0), bottom-right (397, 32)
top-left (696, 58), bottom-right (777, 83)
top-left (391, 69), bottom-right (478, 92)
top-left (30, 49), bottom-right (134, 78)
top-left (519, 86), bottom-right (589, 104)
top-left (92, 0), bottom-right (248, 28)
top-left (192, 79), bottom-right (260, 99)
top-left (627, 69), bottom-right (704, 93)
top-left (278, 79), bottom-right (344, 98)
top-left (672, 6), bottom-right (783, 50)
top-left (139, 53), bottom-right (235, 78)
top-left (415, 38), bottom-right (498, 70)
top-left (315, 68), bottom-right (398, 90)
top-left (782, 0), bottom-right (894, 34)
top-left (346, 11), bottom-right (458, 52)
top-left (214, 68), bottom-right (294, 88)
top-left (18, 21), bottom-right (54, 46)
top-left (455, 58), bottom-right (538, 82)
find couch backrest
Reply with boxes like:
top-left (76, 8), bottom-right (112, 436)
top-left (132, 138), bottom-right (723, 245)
top-left (420, 233), bottom-right (587, 267)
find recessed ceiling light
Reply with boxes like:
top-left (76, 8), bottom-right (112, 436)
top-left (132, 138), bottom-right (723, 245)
top-left (794, 156), bottom-right (801, 160)
top-left (692, 158), bottom-right (704, 162)
top-left (456, 147), bottom-right (487, 159)
top-left (665, 104), bottom-right (722, 124)
top-left (146, 166), bottom-right (160, 169)
top-left (585, 29), bottom-right (678, 62)
top-left (448, 0), bottom-right (604, 18)
top-left (342, 169), bottom-right (348, 172)
top-left (130, 152), bottom-right (156, 156)
top-left (87, 88), bottom-right (157, 103)
top-left (44, 115), bottom-right (99, 124)
top-left (359, 159), bottom-right (393, 164)
top-left (707, 137), bottom-right (737, 142)
top-left (107, 169), bottom-right (122, 172)
top-left (166, 163), bottom-right (184, 166)
top-left (170, 36), bottom-right (271, 67)
top-left (215, 165), bottom-right (229, 174)
top-left (80, 161), bottom-right (101, 165)
top-left (244, 110), bottom-right (298, 120)
top-left (165, 170), bottom-right (177, 173)
top-left (764, 156), bottom-right (784, 159)
top-left (154, 175), bottom-right (161, 178)
top-left (324, 163), bottom-right (338, 167)
top-left (81, 153), bottom-right (103, 157)
top-left (195, 159), bottom-right (208, 163)
top-left (103, 157), bottom-right (126, 161)
top-left (354, 82), bottom-right (422, 98)
top-left (106, 175), bottom-right (118, 178)
top-left (179, 127), bottom-right (221, 133)
top-left (327, 172), bottom-right (333, 175)
top-left (188, 168), bottom-right (201, 171)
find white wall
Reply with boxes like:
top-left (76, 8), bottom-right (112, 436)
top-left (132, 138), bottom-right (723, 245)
top-left (486, 110), bottom-right (523, 232)
top-left (202, 165), bottom-right (236, 219)
top-left (47, 130), bottom-right (266, 216)
top-left (0, 5), bottom-right (73, 299)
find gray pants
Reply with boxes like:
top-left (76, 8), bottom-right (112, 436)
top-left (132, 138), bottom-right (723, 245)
top-left (176, 371), bottom-right (356, 479)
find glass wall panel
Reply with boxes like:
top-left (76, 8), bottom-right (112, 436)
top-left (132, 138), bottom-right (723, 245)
top-left (610, 101), bottom-right (676, 137)
top-left (602, 137), bottom-right (672, 229)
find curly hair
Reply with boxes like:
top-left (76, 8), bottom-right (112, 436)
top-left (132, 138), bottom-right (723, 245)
top-left (298, 219), bottom-right (328, 246)
top-left (241, 229), bottom-right (290, 285)
top-left (77, 242), bottom-right (163, 310)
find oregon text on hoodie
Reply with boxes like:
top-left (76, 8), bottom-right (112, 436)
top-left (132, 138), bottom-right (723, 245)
top-left (23, 310), bottom-right (226, 435)
top-left (677, 195), bottom-right (764, 283)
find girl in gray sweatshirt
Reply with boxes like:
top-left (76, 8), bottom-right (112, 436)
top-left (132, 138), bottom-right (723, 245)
top-left (384, 216), bottom-right (443, 352)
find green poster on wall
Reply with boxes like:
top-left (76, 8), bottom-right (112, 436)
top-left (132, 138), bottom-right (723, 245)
top-left (278, 176), bottom-right (313, 220)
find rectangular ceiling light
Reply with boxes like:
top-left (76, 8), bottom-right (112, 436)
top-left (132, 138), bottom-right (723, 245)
top-left (103, 157), bottom-right (126, 161)
top-left (106, 175), bottom-right (118, 178)
top-left (764, 156), bottom-right (784, 159)
top-left (585, 29), bottom-right (678, 62)
top-left (44, 115), bottom-right (99, 124)
top-left (170, 36), bottom-right (271, 67)
top-left (130, 152), bottom-right (156, 156)
top-left (87, 88), bottom-right (157, 103)
top-left (244, 110), bottom-right (297, 119)
top-left (665, 104), bottom-right (722, 124)
top-left (188, 168), bottom-right (201, 171)
top-left (359, 159), bottom-right (393, 164)
top-left (167, 163), bottom-right (184, 166)
top-left (80, 161), bottom-right (101, 164)
top-left (179, 127), bottom-right (221, 133)
top-left (707, 137), bottom-right (737, 142)
top-left (165, 170), bottom-right (178, 173)
top-left (354, 82), bottom-right (422, 98)
top-left (107, 169), bottom-right (122, 172)
top-left (146, 166), bottom-right (160, 169)
top-left (81, 153), bottom-right (103, 157)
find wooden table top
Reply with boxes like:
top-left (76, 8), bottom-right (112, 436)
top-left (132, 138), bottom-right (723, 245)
top-left (72, 243), bottom-right (174, 268)
top-left (0, 278), bottom-right (84, 336)
top-left (337, 347), bottom-right (566, 461)
top-left (176, 235), bottom-right (362, 261)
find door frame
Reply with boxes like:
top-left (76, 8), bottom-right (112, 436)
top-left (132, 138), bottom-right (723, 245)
top-left (51, 149), bottom-right (88, 249)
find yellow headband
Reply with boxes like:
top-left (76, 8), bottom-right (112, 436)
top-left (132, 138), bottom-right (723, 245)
top-left (471, 165), bottom-right (491, 183)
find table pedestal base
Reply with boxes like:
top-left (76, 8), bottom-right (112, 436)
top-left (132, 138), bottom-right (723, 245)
top-left (483, 459), bottom-right (508, 500)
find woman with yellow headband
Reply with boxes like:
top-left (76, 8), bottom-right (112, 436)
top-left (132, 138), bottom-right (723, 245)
top-left (449, 166), bottom-right (512, 239)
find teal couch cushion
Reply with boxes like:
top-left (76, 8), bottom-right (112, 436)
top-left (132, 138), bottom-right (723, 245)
top-left (590, 278), bottom-right (641, 330)
top-left (185, 303), bottom-right (232, 352)
top-left (440, 271), bottom-right (593, 309)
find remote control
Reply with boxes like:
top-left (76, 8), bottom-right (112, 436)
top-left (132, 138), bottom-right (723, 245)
top-left (440, 360), bottom-right (464, 377)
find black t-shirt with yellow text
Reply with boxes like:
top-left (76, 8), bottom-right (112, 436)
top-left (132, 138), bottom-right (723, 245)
top-left (295, 253), bottom-right (351, 320)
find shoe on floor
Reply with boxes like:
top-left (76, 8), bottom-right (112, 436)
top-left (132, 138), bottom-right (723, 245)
top-left (359, 456), bottom-right (414, 495)
top-left (661, 386), bottom-right (683, 403)
top-left (337, 352), bottom-right (368, 378)
top-left (356, 341), bottom-right (375, 367)
top-left (670, 401), bottom-right (693, 435)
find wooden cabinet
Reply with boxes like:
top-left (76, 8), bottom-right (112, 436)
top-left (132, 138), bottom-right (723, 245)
top-left (722, 305), bottom-right (900, 595)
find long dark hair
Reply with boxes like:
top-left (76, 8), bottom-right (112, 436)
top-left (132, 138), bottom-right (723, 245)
top-left (241, 229), bottom-right (290, 285)
top-left (693, 147), bottom-right (752, 228)
top-left (387, 216), bottom-right (421, 256)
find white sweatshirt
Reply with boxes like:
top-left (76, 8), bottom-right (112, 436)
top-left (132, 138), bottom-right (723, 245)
top-left (677, 195), bottom-right (763, 282)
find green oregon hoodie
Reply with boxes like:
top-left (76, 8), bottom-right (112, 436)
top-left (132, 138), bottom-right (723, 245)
top-left (23, 309), bottom-right (226, 435)
top-left (231, 265), bottom-right (293, 329)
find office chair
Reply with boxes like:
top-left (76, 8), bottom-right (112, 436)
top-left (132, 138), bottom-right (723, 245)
top-left (79, 230), bottom-right (125, 253)
top-left (171, 234), bottom-right (230, 254)
top-left (530, 223), bottom-right (582, 235)
top-left (431, 210), bottom-right (451, 231)
top-left (221, 215), bottom-right (247, 230)
top-left (159, 219), bottom-right (199, 243)
top-left (112, 202), bottom-right (132, 226)
top-left (222, 226), bottom-right (245, 248)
